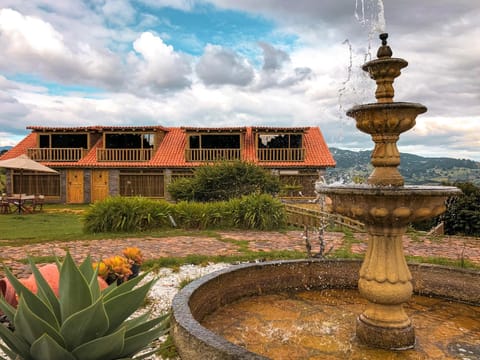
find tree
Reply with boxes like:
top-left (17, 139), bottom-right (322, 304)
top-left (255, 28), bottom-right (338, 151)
top-left (168, 161), bottom-right (281, 202)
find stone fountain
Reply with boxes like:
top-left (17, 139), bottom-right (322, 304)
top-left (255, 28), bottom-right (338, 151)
top-left (314, 32), bottom-right (461, 349)
top-left (171, 34), bottom-right (478, 359)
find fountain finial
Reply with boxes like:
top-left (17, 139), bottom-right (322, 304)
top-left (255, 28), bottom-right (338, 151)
top-left (377, 33), bottom-right (393, 58)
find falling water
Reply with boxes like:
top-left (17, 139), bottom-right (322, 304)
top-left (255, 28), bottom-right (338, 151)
top-left (334, 0), bottom-right (387, 156)
top-left (355, 0), bottom-right (386, 34)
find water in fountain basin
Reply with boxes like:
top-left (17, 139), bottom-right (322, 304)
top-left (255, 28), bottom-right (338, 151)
top-left (202, 289), bottom-right (480, 359)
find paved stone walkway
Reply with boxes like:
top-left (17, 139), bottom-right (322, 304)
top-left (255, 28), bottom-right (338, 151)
top-left (0, 231), bottom-right (479, 278)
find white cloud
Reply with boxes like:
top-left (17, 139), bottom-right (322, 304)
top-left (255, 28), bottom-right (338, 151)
top-left (102, 0), bottom-right (136, 25)
top-left (130, 31), bottom-right (192, 91)
top-left (0, 8), bottom-right (123, 88)
top-left (0, 8), bottom-right (66, 55)
top-left (258, 42), bottom-right (290, 71)
top-left (196, 44), bottom-right (254, 86)
top-left (138, 0), bottom-right (196, 11)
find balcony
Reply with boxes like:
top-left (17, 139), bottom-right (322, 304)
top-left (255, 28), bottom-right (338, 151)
top-left (257, 148), bottom-right (306, 162)
top-left (185, 149), bottom-right (241, 162)
top-left (28, 148), bottom-right (86, 162)
top-left (97, 148), bottom-right (153, 162)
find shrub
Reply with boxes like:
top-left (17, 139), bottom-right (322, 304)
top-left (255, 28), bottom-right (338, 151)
top-left (171, 200), bottom-right (235, 230)
top-left (0, 253), bottom-right (169, 360)
top-left (172, 201), bottom-right (206, 229)
top-left (165, 177), bottom-right (195, 202)
top-left (83, 197), bottom-right (173, 233)
top-left (167, 161), bottom-right (281, 202)
top-left (83, 194), bottom-right (286, 233)
top-left (443, 182), bottom-right (480, 236)
top-left (235, 194), bottom-right (286, 230)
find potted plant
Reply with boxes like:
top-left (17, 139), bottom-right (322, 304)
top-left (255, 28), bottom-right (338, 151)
top-left (94, 256), bottom-right (132, 285)
top-left (93, 247), bottom-right (144, 285)
top-left (122, 247), bottom-right (144, 279)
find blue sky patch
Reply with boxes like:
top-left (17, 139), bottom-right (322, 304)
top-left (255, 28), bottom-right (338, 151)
top-left (134, 2), bottom-right (298, 58)
top-left (8, 74), bottom-right (104, 97)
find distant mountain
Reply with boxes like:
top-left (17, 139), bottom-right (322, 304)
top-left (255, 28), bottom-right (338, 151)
top-left (0, 146), bottom-right (12, 156)
top-left (328, 147), bottom-right (480, 185)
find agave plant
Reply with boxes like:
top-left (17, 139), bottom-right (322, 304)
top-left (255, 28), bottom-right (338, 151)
top-left (0, 253), bottom-right (169, 360)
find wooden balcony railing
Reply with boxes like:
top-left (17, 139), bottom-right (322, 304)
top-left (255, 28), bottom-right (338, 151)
top-left (27, 148), bottom-right (86, 162)
top-left (185, 148), bottom-right (241, 162)
top-left (257, 148), bottom-right (306, 161)
top-left (97, 148), bottom-right (153, 162)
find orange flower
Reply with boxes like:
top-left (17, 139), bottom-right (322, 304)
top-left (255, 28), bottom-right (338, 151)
top-left (122, 247), bottom-right (143, 265)
top-left (103, 256), bottom-right (132, 279)
top-left (92, 261), bottom-right (109, 279)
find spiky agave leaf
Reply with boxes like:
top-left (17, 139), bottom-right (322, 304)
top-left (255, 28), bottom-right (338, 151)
top-left (0, 253), bottom-right (168, 360)
top-left (79, 255), bottom-right (103, 301)
top-left (30, 334), bottom-right (76, 360)
top-left (60, 297), bottom-right (109, 351)
top-left (71, 326), bottom-right (126, 360)
top-left (121, 317), bottom-right (169, 358)
top-left (104, 279), bottom-right (155, 332)
top-left (59, 253), bottom-right (93, 322)
top-left (14, 296), bottom-right (64, 348)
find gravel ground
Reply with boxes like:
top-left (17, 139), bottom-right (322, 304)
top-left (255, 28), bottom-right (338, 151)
top-left (144, 262), bottom-right (231, 317)
top-left (137, 262), bottom-right (232, 360)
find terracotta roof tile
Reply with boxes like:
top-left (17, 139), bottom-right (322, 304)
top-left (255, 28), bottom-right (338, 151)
top-left (27, 125), bottom-right (169, 132)
top-left (1, 126), bottom-right (335, 169)
top-left (0, 133), bottom-right (36, 160)
top-left (182, 127), bottom-right (246, 132)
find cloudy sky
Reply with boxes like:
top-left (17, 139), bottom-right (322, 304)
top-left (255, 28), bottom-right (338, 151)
top-left (0, 0), bottom-right (479, 160)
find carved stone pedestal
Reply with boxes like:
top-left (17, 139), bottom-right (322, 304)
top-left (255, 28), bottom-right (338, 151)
top-left (356, 226), bottom-right (415, 349)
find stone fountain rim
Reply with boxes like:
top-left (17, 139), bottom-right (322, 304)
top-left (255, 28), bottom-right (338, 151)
top-left (171, 259), bottom-right (479, 359)
top-left (346, 101), bottom-right (427, 115)
top-left (314, 184), bottom-right (461, 196)
top-left (362, 56), bottom-right (408, 69)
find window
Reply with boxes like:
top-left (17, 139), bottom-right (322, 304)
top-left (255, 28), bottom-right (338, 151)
top-left (258, 134), bottom-right (302, 148)
top-left (188, 134), bottom-right (240, 149)
top-left (189, 135), bottom-right (200, 149)
top-left (119, 171), bottom-right (164, 197)
top-left (39, 134), bottom-right (88, 148)
top-left (256, 133), bottom-right (305, 161)
top-left (13, 172), bottom-right (60, 196)
top-left (105, 133), bottom-right (155, 149)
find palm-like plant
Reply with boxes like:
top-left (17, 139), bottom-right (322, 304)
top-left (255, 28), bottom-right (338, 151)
top-left (0, 253), bottom-right (168, 360)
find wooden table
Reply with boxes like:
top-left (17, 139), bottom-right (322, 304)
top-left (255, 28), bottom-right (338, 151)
top-left (6, 195), bottom-right (35, 214)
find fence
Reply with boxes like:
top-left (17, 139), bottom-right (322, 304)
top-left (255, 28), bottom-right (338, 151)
top-left (284, 204), bottom-right (365, 232)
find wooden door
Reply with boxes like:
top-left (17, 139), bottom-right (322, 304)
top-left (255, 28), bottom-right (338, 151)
top-left (91, 170), bottom-right (109, 202)
top-left (67, 170), bottom-right (84, 203)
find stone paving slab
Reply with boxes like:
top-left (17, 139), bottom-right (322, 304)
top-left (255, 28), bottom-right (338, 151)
top-left (0, 231), bottom-right (478, 278)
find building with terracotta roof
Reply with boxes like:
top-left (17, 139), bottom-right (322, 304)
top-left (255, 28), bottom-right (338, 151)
top-left (1, 125), bottom-right (335, 203)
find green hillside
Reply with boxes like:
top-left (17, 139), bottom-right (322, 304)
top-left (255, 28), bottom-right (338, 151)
top-left (328, 148), bottom-right (480, 185)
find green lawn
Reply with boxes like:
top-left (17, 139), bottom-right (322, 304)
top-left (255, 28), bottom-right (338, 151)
top-left (0, 212), bottom-right (84, 243)
top-left (0, 205), bottom-right (160, 245)
top-left (0, 205), bottom-right (231, 245)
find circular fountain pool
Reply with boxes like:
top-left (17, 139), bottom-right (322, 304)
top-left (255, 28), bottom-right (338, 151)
top-left (203, 289), bottom-right (479, 359)
top-left (171, 260), bottom-right (480, 359)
